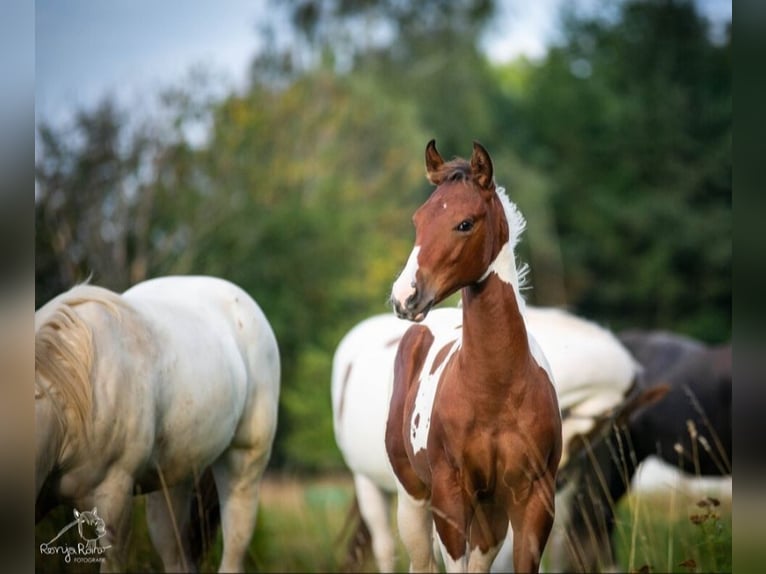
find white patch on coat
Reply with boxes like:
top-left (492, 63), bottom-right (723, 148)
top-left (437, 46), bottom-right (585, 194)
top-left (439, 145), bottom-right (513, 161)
top-left (410, 329), bottom-right (461, 455)
top-left (391, 246), bottom-right (421, 308)
top-left (527, 331), bottom-right (554, 384)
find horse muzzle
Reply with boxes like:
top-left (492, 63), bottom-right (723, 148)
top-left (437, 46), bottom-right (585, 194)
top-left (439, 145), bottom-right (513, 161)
top-left (391, 289), bottom-right (434, 323)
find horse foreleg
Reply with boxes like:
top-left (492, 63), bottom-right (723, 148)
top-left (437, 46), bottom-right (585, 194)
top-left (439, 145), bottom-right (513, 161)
top-left (508, 477), bottom-right (556, 574)
top-left (430, 468), bottom-right (471, 573)
top-left (212, 447), bottom-right (269, 573)
top-left (354, 474), bottom-right (396, 572)
top-left (466, 503), bottom-right (508, 573)
top-left (396, 485), bottom-right (439, 573)
top-left (146, 481), bottom-right (196, 573)
top-left (89, 473), bottom-right (134, 573)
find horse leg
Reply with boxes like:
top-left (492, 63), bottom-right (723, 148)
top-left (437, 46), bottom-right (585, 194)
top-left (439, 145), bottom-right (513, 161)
top-left (508, 476), bottom-right (556, 574)
top-left (211, 447), bottom-right (270, 573)
top-left (395, 485), bottom-right (439, 573)
top-left (354, 474), bottom-right (396, 572)
top-left (145, 481), bottom-right (196, 573)
top-left (489, 528), bottom-right (515, 573)
top-left (430, 468), bottom-right (470, 573)
top-left (544, 480), bottom-right (575, 573)
top-left (466, 503), bottom-right (508, 573)
top-left (88, 473), bottom-right (134, 573)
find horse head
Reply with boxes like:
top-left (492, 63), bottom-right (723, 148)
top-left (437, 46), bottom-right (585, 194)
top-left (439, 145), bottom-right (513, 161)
top-left (390, 140), bottom-right (511, 322)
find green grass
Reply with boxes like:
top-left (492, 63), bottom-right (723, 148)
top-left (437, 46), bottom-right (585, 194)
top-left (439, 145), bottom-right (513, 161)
top-left (35, 472), bottom-right (731, 573)
top-left (613, 489), bottom-right (732, 573)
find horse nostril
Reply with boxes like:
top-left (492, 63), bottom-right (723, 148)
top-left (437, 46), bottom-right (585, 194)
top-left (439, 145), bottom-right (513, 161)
top-left (405, 289), bottom-right (419, 310)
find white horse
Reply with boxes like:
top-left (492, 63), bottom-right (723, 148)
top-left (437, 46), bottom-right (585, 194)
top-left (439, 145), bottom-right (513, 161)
top-left (331, 306), bottom-right (640, 572)
top-left (35, 276), bottom-right (281, 572)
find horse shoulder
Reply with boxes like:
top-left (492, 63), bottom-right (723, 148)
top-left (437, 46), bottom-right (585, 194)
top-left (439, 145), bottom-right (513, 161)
top-left (386, 324), bottom-right (435, 499)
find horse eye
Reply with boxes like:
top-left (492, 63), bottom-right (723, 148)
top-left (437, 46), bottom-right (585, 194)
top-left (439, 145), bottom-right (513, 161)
top-left (455, 219), bottom-right (474, 232)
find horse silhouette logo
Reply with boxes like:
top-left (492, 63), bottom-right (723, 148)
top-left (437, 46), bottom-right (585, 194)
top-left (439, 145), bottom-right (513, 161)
top-left (39, 507), bottom-right (111, 563)
top-left (73, 508), bottom-right (108, 550)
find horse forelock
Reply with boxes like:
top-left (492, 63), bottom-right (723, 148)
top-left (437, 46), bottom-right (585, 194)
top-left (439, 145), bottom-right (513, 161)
top-left (35, 285), bottom-right (123, 440)
top-left (430, 157), bottom-right (472, 184)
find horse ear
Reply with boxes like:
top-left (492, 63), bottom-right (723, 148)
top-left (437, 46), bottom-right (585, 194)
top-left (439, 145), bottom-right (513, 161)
top-left (425, 139), bottom-right (445, 185)
top-left (92, 507), bottom-right (98, 515)
top-left (73, 509), bottom-right (80, 519)
top-left (470, 141), bottom-right (494, 191)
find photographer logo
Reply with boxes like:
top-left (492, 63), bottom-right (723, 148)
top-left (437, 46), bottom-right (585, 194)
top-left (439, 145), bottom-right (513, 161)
top-left (39, 507), bottom-right (111, 564)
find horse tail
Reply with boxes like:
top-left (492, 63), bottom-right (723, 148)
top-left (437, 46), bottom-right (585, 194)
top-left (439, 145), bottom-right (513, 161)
top-left (336, 493), bottom-right (372, 572)
top-left (187, 467), bottom-right (220, 566)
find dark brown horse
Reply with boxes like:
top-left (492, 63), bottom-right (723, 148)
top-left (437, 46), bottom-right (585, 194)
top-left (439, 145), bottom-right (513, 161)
top-left (386, 140), bottom-right (562, 572)
top-left (554, 330), bottom-right (732, 572)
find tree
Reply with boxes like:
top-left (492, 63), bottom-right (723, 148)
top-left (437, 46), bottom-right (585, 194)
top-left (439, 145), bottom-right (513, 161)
top-left (511, 0), bottom-right (731, 341)
top-left (143, 71), bottom-right (430, 469)
top-left (35, 99), bottom-right (165, 306)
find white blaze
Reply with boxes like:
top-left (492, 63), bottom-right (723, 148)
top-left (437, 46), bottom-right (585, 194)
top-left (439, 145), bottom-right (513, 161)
top-left (391, 246), bottom-right (421, 307)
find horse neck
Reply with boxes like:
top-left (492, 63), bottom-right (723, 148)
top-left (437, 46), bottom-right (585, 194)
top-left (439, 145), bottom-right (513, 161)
top-left (458, 272), bottom-right (531, 384)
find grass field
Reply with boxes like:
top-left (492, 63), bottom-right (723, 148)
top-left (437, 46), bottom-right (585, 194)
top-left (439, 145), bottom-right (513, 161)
top-left (35, 472), bottom-right (731, 573)
top-left (611, 490), bottom-right (732, 573)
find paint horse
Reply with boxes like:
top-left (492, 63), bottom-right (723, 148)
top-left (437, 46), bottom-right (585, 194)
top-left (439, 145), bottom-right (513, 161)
top-left (332, 306), bottom-right (640, 572)
top-left (385, 140), bottom-right (562, 573)
top-left (35, 276), bottom-right (281, 572)
top-left (556, 329), bottom-right (732, 572)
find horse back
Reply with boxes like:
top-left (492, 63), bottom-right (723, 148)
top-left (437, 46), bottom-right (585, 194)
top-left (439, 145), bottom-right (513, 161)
top-left (124, 276), bottom-right (279, 387)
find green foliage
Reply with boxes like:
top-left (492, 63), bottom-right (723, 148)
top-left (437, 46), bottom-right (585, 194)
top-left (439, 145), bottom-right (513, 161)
top-left (146, 71), bottom-right (429, 469)
top-left (509, 0), bottom-right (731, 341)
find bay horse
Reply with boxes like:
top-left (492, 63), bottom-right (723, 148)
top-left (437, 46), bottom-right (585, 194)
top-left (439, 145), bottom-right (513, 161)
top-left (554, 329), bottom-right (732, 572)
top-left (385, 140), bottom-right (562, 572)
top-left (35, 276), bottom-right (281, 572)
top-left (332, 306), bottom-right (640, 572)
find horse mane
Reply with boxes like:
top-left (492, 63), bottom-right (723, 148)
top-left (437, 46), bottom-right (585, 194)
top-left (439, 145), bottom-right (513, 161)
top-left (494, 186), bottom-right (530, 289)
top-left (35, 284), bottom-right (124, 439)
top-left (469, 183), bottom-right (531, 317)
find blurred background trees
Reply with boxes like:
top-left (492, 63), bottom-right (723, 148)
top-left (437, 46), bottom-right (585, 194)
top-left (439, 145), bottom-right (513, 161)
top-left (35, 0), bottom-right (730, 472)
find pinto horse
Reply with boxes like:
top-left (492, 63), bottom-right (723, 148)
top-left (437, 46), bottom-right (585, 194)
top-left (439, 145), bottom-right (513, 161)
top-left (332, 306), bottom-right (639, 572)
top-left (554, 329), bottom-right (732, 572)
top-left (385, 140), bottom-right (562, 572)
top-left (35, 276), bottom-right (280, 572)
